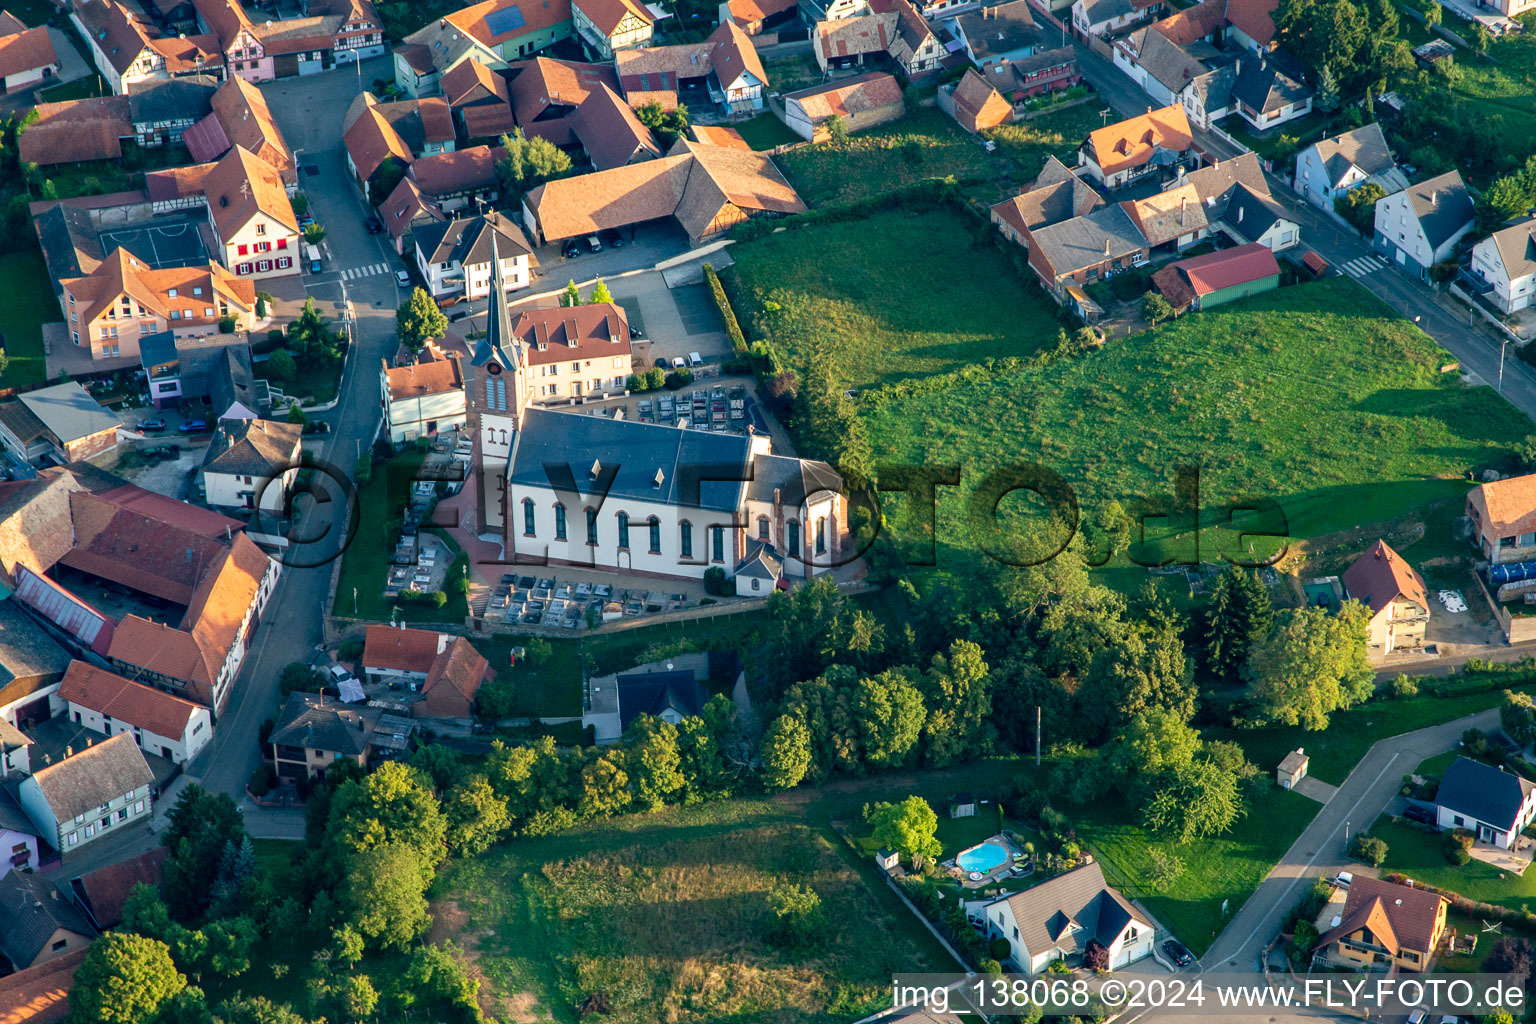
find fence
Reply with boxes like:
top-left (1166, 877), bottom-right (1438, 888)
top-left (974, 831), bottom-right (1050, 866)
top-left (1448, 282), bottom-right (1525, 344)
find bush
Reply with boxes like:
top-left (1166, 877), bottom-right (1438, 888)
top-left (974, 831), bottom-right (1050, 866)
top-left (1388, 673), bottom-right (1419, 699)
top-left (664, 369), bottom-right (694, 390)
top-left (249, 765), bottom-right (273, 797)
top-left (338, 638), bottom-right (364, 663)
top-left (218, 315), bottom-right (237, 334)
top-left (703, 566), bottom-right (735, 597)
top-left (1447, 845), bottom-right (1472, 866)
top-left (1464, 727), bottom-right (1489, 757)
top-left (989, 937), bottom-right (1011, 961)
top-left (397, 589), bottom-right (448, 608)
top-left (979, 957), bottom-right (1003, 975)
top-left (703, 263), bottom-right (749, 359)
top-left (1350, 834), bottom-right (1388, 867)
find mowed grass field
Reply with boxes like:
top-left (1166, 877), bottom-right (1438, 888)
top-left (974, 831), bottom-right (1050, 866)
top-left (436, 798), bottom-right (948, 1024)
top-left (857, 275), bottom-right (1529, 567)
top-left (0, 251), bottom-right (55, 390)
top-left (774, 105), bottom-right (1099, 208)
top-left (726, 204), bottom-right (1064, 389)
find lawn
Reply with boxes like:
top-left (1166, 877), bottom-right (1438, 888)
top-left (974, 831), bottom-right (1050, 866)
top-left (434, 797), bottom-right (950, 1023)
top-left (857, 276), bottom-right (1531, 573)
top-left (3, 0), bottom-right (56, 25)
top-left (475, 634), bottom-right (586, 719)
top-left (37, 76), bottom-right (109, 102)
top-left (725, 203), bottom-right (1064, 390)
top-left (1371, 815), bottom-right (1536, 911)
top-left (1451, 30), bottom-right (1536, 158)
top-left (331, 451), bottom-right (470, 624)
top-left (761, 53), bottom-right (826, 93)
top-left (0, 251), bottom-right (53, 390)
top-left (773, 104), bottom-right (1098, 208)
top-left (733, 111), bottom-right (801, 151)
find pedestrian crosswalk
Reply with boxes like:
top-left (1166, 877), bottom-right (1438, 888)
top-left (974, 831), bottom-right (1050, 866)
top-left (340, 262), bottom-right (389, 281)
top-left (1340, 255), bottom-right (1387, 278)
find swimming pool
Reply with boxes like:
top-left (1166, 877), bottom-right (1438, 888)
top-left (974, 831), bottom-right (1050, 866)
top-left (956, 842), bottom-right (1010, 873)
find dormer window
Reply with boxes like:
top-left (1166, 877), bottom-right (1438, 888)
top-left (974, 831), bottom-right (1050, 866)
top-left (168, 288), bottom-right (178, 298)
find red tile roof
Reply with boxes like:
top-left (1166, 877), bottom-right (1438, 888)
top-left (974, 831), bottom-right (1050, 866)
top-left (1225, 0), bottom-right (1277, 46)
top-left (17, 97), bottom-right (132, 166)
top-left (448, 0), bottom-right (574, 45)
top-left (1469, 473), bottom-right (1536, 540)
top-left (417, 635), bottom-right (490, 718)
top-left (514, 302), bottom-right (631, 364)
top-left (1171, 240), bottom-right (1279, 294)
top-left (72, 848), bottom-right (168, 930)
top-left (1085, 104), bottom-right (1192, 176)
top-left (61, 489), bottom-right (236, 604)
top-left (574, 0), bottom-right (654, 36)
top-left (344, 103), bottom-right (413, 184)
top-left (384, 353), bottom-right (464, 399)
top-left (363, 623), bottom-right (444, 674)
top-left (408, 145), bottom-right (498, 198)
top-left (58, 659), bottom-right (201, 739)
top-left (0, 24), bottom-right (57, 80)
top-left (1342, 538), bottom-right (1427, 617)
top-left (0, 947), bottom-right (86, 1024)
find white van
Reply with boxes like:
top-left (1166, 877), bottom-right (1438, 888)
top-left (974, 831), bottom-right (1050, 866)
top-left (304, 243), bottom-right (322, 273)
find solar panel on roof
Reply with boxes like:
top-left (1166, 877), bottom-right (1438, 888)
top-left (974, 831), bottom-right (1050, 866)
top-left (484, 5), bottom-right (526, 34)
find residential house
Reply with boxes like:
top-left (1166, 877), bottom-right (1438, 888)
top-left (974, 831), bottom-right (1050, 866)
top-left (690, 123), bottom-right (751, 147)
top-left (506, 56), bottom-right (619, 147)
top-left (59, 249), bottom-right (256, 360)
top-left (1071, 0), bottom-right (1161, 39)
top-left (617, 669), bottom-right (706, 730)
top-left (0, 597), bottom-right (71, 733)
top-left (944, 68), bottom-right (1013, 133)
top-left (1112, 25), bottom-right (1206, 108)
top-left (1179, 63), bottom-right (1235, 128)
top-left (392, 17), bottom-right (505, 100)
top-left (1176, 153), bottom-right (1298, 251)
top-left (0, 383), bottom-right (122, 465)
top-left (720, 0), bottom-right (800, 36)
top-left (381, 345), bottom-right (468, 443)
top-left (951, 0), bottom-right (1045, 68)
top-left (139, 331), bottom-right (267, 413)
top-left (362, 623), bottom-right (449, 687)
top-left (571, 83), bottom-right (662, 169)
top-left (1312, 874), bottom-right (1447, 972)
top-left (513, 302), bottom-right (633, 403)
top-left (413, 211), bottom-right (536, 299)
top-left (127, 74), bottom-right (218, 146)
top-left (0, 870), bottom-right (94, 972)
top-left (977, 44), bottom-right (1079, 103)
top-left (17, 732), bottom-right (153, 853)
top-left (378, 176), bottom-right (447, 255)
top-left (1484, 0), bottom-right (1536, 16)
top-left (989, 155), bottom-right (1105, 252)
top-left (73, 0), bottom-right (222, 94)
top-left (0, 19), bottom-right (59, 94)
top-left (67, 847), bottom-right (168, 930)
top-left (394, 0), bottom-right (573, 98)
top-left (1293, 123), bottom-right (1408, 212)
top-left (1026, 203), bottom-right (1149, 305)
top-left (1466, 472), bottom-right (1536, 565)
top-left (614, 20), bottom-right (768, 113)
top-left (1469, 216), bottom-right (1536, 315)
top-left (1150, 0), bottom-right (1222, 45)
top-left (54, 660), bottom-right (212, 764)
top-left (1224, 0), bottom-right (1278, 52)
top-left (976, 861), bottom-right (1154, 972)
top-left (16, 96), bottom-right (134, 166)
top-left (572, 0), bottom-right (656, 59)
top-left (1372, 170), bottom-right (1474, 282)
top-left (268, 690), bottom-right (385, 783)
top-left (406, 145), bottom-right (501, 213)
top-left (521, 138), bottom-right (806, 246)
top-left (0, 788), bottom-right (41, 876)
top-left (203, 146), bottom-right (301, 280)
top-left (1341, 538), bottom-right (1429, 656)
top-left (813, 0), bottom-right (942, 76)
top-left (467, 251), bottom-right (842, 578)
top-left (1118, 182), bottom-right (1206, 252)
top-left (199, 417), bottom-right (303, 512)
top-left (344, 100), bottom-right (415, 192)
top-left (781, 71), bottom-right (904, 141)
top-left (193, 0), bottom-right (385, 82)
top-left (416, 635), bottom-right (491, 720)
top-left (182, 75), bottom-right (297, 187)
top-left (1, 718), bottom-right (28, 778)
top-left (1435, 755), bottom-right (1536, 850)
top-left (1077, 104), bottom-right (1193, 189)
top-left (440, 57), bottom-right (516, 139)
top-left (1149, 240), bottom-right (1279, 313)
top-left (1229, 53), bottom-right (1311, 130)
top-left (349, 93), bottom-right (457, 157)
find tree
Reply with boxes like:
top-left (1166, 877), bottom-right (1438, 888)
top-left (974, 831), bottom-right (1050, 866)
top-left (575, 748), bottom-right (632, 820)
top-left (265, 348), bottom-right (296, 382)
top-left (765, 882), bottom-right (823, 949)
top-left (1484, 936), bottom-right (1534, 976)
top-left (625, 714), bottom-right (684, 809)
top-left (853, 667), bottom-right (927, 768)
top-left (868, 795), bottom-right (942, 870)
top-left (1335, 181), bottom-right (1387, 235)
top-left (1145, 847), bottom-right (1186, 892)
top-left (330, 925), bottom-right (365, 969)
top-left (199, 917), bottom-right (258, 978)
top-left (279, 661), bottom-right (324, 696)
top-left (285, 300), bottom-right (337, 366)
top-left (1424, 1), bottom-right (1441, 27)
top-left (335, 975), bottom-right (378, 1021)
top-left (444, 773), bottom-right (511, 855)
top-left (1141, 759), bottom-right (1244, 843)
top-left (561, 279), bottom-right (581, 307)
top-left (286, 404), bottom-right (307, 426)
top-left (162, 786), bottom-right (249, 919)
top-left (497, 128), bottom-right (573, 201)
top-left (1350, 833), bottom-right (1388, 867)
top-left (1142, 290), bottom-right (1174, 326)
top-left (761, 714), bottom-right (812, 791)
top-left (587, 277), bottom-right (613, 305)
top-left (1470, 21), bottom-right (1490, 52)
top-left (338, 843), bottom-right (431, 949)
top-left (69, 933), bottom-right (185, 1024)
top-left (409, 743), bottom-right (466, 791)
top-left (1315, 63), bottom-right (1341, 113)
top-left (1204, 566), bottom-right (1273, 681)
top-left (326, 761), bottom-right (448, 878)
top-left (1247, 602), bottom-right (1374, 730)
top-left (824, 113), bottom-right (849, 147)
top-left (1503, 690), bottom-right (1536, 747)
top-left (213, 996), bottom-right (311, 1024)
top-left (396, 287), bottom-right (447, 353)
top-left (1077, 614), bottom-right (1194, 739)
top-left (1106, 707), bottom-right (1200, 786)
top-left (302, 223), bottom-right (326, 245)
top-left (367, 156), bottom-right (408, 207)
top-left (922, 640), bottom-right (992, 767)
top-left (636, 101), bottom-right (690, 147)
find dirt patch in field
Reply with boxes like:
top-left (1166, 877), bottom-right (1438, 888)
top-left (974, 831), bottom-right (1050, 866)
top-left (1278, 516), bottom-right (1428, 576)
top-left (429, 899), bottom-right (549, 1023)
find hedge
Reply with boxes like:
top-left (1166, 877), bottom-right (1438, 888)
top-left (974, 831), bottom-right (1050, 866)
top-left (703, 263), bottom-right (749, 360)
top-left (1382, 872), bottom-right (1536, 935)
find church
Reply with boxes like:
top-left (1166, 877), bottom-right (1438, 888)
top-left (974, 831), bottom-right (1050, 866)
top-left (463, 241), bottom-right (845, 588)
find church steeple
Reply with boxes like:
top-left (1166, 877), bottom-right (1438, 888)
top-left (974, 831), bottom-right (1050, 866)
top-left (470, 232), bottom-right (518, 373)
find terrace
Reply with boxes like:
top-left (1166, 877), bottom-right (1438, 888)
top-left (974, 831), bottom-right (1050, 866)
top-left (943, 831), bottom-right (1034, 888)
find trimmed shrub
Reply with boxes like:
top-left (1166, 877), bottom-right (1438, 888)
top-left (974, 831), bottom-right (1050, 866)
top-left (703, 263), bottom-right (749, 359)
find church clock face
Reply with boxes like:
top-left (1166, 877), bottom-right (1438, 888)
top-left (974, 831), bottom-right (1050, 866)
top-left (487, 362), bottom-right (502, 375)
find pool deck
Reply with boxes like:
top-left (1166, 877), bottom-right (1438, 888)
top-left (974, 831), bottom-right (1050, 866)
top-left (946, 834), bottom-right (1031, 889)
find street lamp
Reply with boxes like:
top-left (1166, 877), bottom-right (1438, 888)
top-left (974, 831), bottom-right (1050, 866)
top-left (353, 586), bottom-right (358, 615)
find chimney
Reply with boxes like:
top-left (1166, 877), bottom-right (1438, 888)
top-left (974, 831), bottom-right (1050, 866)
top-left (1430, 189), bottom-right (1438, 207)
top-left (1235, 58), bottom-right (1241, 74)
top-left (590, 458), bottom-right (601, 478)
top-left (1180, 197), bottom-right (1186, 226)
top-left (66, 745), bottom-right (73, 758)
top-left (1104, 237), bottom-right (1111, 256)
top-left (1237, 205), bottom-right (1244, 222)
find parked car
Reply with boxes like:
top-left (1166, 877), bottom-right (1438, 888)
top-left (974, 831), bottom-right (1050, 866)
top-left (396, 270), bottom-right (411, 288)
top-left (688, 351), bottom-right (703, 367)
top-left (671, 356), bottom-right (686, 369)
top-left (327, 664), bottom-right (356, 686)
top-left (1333, 871), bottom-right (1353, 889)
top-left (178, 419), bottom-right (209, 433)
top-left (1404, 804), bottom-right (1434, 825)
top-left (563, 239), bottom-right (582, 259)
top-left (585, 234), bottom-right (602, 253)
top-left (603, 230), bottom-right (624, 249)
top-left (449, 308), bottom-right (470, 321)
top-left (655, 357), bottom-right (670, 369)
top-left (138, 418), bottom-right (166, 432)
top-left (1162, 940), bottom-right (1194, 967)
top-left (143, 445), bottom-right (176, 460)
top-left (630, 323), bottom-right (645, 339)
top-left (1407, 1010), bottom-right (1427, 1024)
top-left (363, 217), bottom-right (382, 233)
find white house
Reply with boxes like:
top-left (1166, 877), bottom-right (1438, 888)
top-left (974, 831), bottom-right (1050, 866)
top-left (203, 145), bottom-right (301, 281)
top-left (1293, 123), bottom-right (1408, 213)
top-left (381, 346), bottom-right (467, 444)
top-left (199, 418), bottom-right (304, 512)
top-left (0, 788), bottom-right (41, 877)
top-left (1435, 755), bottom-right (1536, 849)
top-left (1372, 170), bottom-right (1474, 282)
top-left (362, 623), bottom-right (454, 688)
top-left (973, 862), bottom-right (1154, 973)
top-left (54, 660), bottom-right (212, 764)
top-left (514, 303), bottom-right (633, 403)
top-left (572, 0), bottom-right (654, 59)
top-left (1072, 0), bottom-right (1158, 38)
top-left (17, 733), bottom-right (153, 853)
top-left (0, 20), bottom-right (60, 94)
top-left (1470, 216), bottom-right (1536, 314)
top-left (412, 212), bottom-right (535, 300)
top-left (1229, 54), bottom-right (1312, 131)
